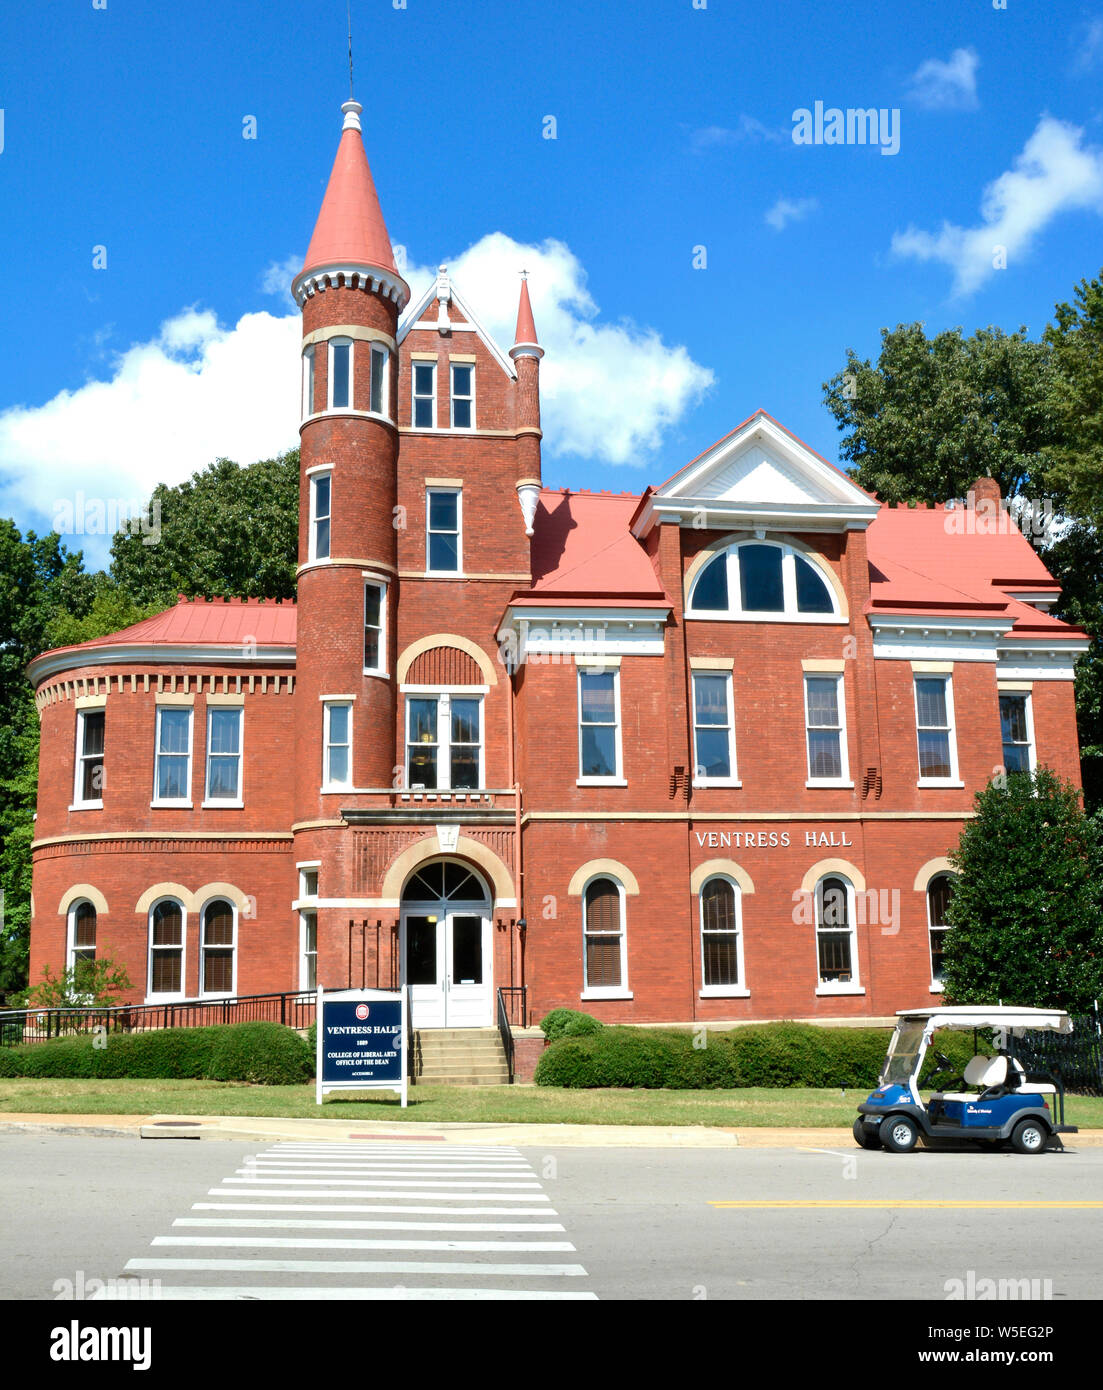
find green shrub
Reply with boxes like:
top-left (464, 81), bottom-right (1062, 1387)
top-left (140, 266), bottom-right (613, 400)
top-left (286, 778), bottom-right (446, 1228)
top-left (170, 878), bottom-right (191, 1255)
top-left (306, 1021), bottom-right (317, 1055)
top-left (539, 1009), bottom-right (604, 1042)
top-left (208, 1022), bottom-right (313, 1085)
top-left (0, 1047), bottom-right (24, 1077)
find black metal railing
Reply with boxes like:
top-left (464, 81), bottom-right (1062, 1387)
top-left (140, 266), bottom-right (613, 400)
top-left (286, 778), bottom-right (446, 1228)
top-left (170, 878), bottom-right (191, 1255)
top-left (496, 987), bottom-right (516, 1084)
top-left (497, 985), bottom-right (528, 1029)
top-left (0, 990), bottom-right (317, 1047)
top-left (1016, 1007), bottom-right (1103, 1097)
top-left (405, 984), bottom-right (417, 1086)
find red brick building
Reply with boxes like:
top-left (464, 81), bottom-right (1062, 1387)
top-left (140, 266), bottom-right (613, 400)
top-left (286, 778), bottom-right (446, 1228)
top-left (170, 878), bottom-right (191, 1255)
top-left (26, 101), bottom-right (1090, 1029)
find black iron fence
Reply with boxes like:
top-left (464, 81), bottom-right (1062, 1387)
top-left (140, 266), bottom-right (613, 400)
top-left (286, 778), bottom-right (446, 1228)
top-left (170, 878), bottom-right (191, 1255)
top-left (0, 990), bottom-right (317, 1047)
top-left (1016, 1006), bottom-right (1103, 1097)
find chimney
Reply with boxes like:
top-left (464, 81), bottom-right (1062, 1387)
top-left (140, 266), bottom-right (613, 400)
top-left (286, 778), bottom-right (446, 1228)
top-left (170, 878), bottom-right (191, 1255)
top-left (970, 475), bottom-right (1001, 510)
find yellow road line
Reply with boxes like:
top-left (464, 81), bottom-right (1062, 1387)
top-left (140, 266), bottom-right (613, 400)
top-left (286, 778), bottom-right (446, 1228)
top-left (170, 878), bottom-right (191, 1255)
top-left (709, 1199), bottom-right (1103, 1209)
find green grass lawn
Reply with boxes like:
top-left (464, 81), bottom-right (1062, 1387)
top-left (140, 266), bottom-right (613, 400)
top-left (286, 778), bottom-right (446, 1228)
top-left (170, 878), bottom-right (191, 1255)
top-left (2, 1077), bottom-right (1102, 1128)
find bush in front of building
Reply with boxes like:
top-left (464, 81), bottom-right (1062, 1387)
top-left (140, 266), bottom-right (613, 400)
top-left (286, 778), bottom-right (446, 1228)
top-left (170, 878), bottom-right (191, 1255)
top-left (3, 1022), bottom-right (312, 1085)
top-left (539, 1009), bottom-right (605, 1042)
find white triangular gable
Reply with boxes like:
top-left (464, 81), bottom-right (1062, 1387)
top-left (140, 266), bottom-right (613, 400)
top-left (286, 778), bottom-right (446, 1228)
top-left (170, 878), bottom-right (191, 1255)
top-left (398, 268), bottom-right (516, 380)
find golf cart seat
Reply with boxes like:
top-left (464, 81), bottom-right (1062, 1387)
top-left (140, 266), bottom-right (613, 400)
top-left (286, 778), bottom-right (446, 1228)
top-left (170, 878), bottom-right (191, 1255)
top-left (935, 1053), bottom-right (1008, 1103)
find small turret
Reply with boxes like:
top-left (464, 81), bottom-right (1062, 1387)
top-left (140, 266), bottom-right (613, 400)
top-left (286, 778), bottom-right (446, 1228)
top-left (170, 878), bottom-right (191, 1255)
top-left (509, 275), bottom-right (544, 536)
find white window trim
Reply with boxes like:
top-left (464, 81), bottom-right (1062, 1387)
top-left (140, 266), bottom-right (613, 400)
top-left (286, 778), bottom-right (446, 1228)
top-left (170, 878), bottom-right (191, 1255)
top-left (698, 875), bottom-right (750, 997)
top-left (926, 872), bottom-right (957, 993)
top-left (202, 705), bottom-right (244, 808)
top-left (686, 541), bottom-right (843, 624)
top-left (71, 707), bottom-right (105, 810)
top-left (147, 899), bottom-right (187, 1002)
top-left (813, 874), bottom-right (865, 995)
top-left (804, 672), bottom-right (852, 787)
top-left (152, 706), bottom-right (193, 808)
top-left (580, 874), bottom-right (631, 999)
top-left (300, 908), bottom-right (318, 992)
top-left (450, 361), bottom-right (476, 430)
top-left (577, 666), bottom-right (625, 785)
top-left (327, 336), bottom-right (354, 411)
top-left (412, 360), bottom-right (436, 429)
top-left (66, 900), bottom-right (97, 985)
top-left (369, 342), bottom-right (390, 420)
top-left (322, 699), bottom-right (354, 791)
top-left (309, 470), bottom-right (333, 564)
top-left (999, 690), bottom-right (1037, 775)
top-left (425, 486), bottom-right (463, 576)
top-left (302, 346), bottom-right (315, 420)
top-left (404, 690), bottom-right (485, 792)
top-left (692, 671), bottom-right (740, 787)
top-left (198, 896), bottom-right (237, 999)
top-left (363, 579), bottom-right (388, 677)
top-left (914, 674), bottom-right (962, 787)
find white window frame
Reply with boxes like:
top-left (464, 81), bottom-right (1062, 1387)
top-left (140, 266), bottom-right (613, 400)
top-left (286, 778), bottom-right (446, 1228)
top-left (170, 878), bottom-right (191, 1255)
top-left (309, 470), bottom-right (332, 563)
top-left (691, 671), bottom-right (739, 787)
top-left (699, 876), bottom-right (749, 998)
top-left (450, 361), bottom-right (475, 430)
top-left (403, 690), bottom-right (485, 791)
top-left (425, 487), bottom-right (462, 575)
top-left (198, 896), bottom-right (237, 999)
top-left (72, 707), bottom-right (105, 809)
top-left (999, 691), bottom-right (1036, 775)
top-left (203, 705), bottom-right (244, 807)
top-left (804, 672), bottom-right (852, 787)
top-left (412, 360), bottom-right (436, 429)
top-left (327, 336), bottom-right (354, 411)
top-left (813, 874), bottom-right (864, 996)
top-left (302, 346), bottom-right (315, 420)
top-left (577, 666), bottom-right (625, 786)
top-left (147, 898), bottom-right (187, 1002)
top-left (363, 579), bottom-right (387, 677)
top-left (685, 541), bottom-right (842, 624)
top-left (369, 343), bottom-right (389, 419)
top-left (914, 675), bottom-right (962, 787)
top-left (580, 874), bottom-right (632, 1000)
top-left (66, 900), bottom-right (98, 995)
top-left (300, 909), bottom-right (318, 991)
top-left (322, 699), bottom-right (354, 791)
top-left (152, 706), bottom-right (193, 808)
top-left (926, 872), bottom-right (956, 994)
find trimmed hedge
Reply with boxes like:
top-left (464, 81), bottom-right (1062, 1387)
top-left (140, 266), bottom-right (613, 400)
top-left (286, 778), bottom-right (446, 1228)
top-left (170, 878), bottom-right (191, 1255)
top-left (539, 1009), bottom-right (605, 1042)
top-left (0, 1022), bottom-right (313, 1085)
top-left (533, 1021), bottom-right (978, 1090)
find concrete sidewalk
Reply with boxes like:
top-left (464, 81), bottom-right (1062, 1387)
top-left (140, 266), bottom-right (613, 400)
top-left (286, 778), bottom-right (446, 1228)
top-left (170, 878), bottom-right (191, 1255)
top-left (3, 1111), bottom-right (1102, 1149)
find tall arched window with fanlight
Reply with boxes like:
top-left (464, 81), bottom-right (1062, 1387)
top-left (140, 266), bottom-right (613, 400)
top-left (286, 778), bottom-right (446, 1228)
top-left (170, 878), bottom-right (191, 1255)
top-left (927, 874), bottom-right (956, 990)
top-left (687, 541), bottom-right (841, 621)
top-left (699, 877), bottom-right (746, 993)
top-left (201, 899), bottom-right (236, 997)
top-left (815, 875), bottom-right (859, 990)
top-left (582, 877), bottom-right (627, 995)
top-left (67, 901), bottom-right (97, 994)
top-left (149, 899), bottom-right (186, 999)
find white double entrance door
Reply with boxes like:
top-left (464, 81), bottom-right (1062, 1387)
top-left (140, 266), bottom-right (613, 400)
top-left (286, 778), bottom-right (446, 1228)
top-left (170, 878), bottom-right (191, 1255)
top-left (401, 903), bottom-right (493, 1029)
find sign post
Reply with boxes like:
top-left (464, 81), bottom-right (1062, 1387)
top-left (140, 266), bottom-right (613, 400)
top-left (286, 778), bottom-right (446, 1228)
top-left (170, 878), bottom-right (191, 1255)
top-left (315, 986), bottom-right (408, 1108)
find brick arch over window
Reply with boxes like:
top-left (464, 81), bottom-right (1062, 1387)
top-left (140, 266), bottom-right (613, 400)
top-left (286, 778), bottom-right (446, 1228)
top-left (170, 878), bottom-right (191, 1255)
top-left (913, 856), bottom-right (956, 892)
top-left (568, 859), bottom-right (640, 896)
top-left (396, 634), bottom-right (498, 686)
top-left (407, 646), bottom-right (484, 686)
top-left (799, 858), bottom-right (866, 894)
top-left (194, 882), bottom-right (252, 914)
top-left (58, 883), bottom-right (109, 916)
top-left (379, 834), bottom-right (514, 904)
top-left (135, 883), bottom-right (198, 915)
top-left (689, 860), bottom-right (756, 895)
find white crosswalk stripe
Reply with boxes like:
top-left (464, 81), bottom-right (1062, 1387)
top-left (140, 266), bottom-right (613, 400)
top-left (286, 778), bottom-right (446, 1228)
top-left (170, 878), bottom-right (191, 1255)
top-left (97, 1140), bottom-right (597, 1301)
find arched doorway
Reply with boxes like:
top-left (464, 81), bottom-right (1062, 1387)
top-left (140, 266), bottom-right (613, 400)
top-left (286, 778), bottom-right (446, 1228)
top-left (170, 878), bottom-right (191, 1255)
top-left (401, 859), bottom-right (492, 1028)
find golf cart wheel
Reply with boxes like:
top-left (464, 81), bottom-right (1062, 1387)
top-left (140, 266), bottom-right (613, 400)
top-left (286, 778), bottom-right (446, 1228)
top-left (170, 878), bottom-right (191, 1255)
top-left (852, 1116), bottom-right (881, 1150)
top-left (1010, 1118), bottom-right (1050, 1155)
top-left (880, 1114), bottom-right (919, 1153)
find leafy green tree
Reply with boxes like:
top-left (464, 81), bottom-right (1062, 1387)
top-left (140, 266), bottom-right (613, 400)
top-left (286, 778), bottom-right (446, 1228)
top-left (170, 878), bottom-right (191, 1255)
top-left (109, 450), bottom-right (300, 604)
top-left (1044, 270), bottom-right (1103, 526)
top-left (941, 769), bottom-right (1103, 1012)
top-left (16, 953), bottom-right (133, 1009)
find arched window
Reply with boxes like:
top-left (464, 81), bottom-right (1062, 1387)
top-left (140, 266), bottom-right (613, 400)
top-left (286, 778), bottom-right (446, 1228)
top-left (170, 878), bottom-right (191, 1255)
top-left (149, 899), bottom-right (185, 999)
top-left (583, 877), bottom-right (627, 995)
top-left (927, 874), bottom-right (956, 990)
top-left (699, 878), bottom-right (745, 992)
top-left (687, 541), bottom-right (839, 620)
top-left (815, 875), bottom-right (858, 988)
top-left (201, 899), bottom-right (236, 997)
top-left (68, 901), bottom-right (97, 991)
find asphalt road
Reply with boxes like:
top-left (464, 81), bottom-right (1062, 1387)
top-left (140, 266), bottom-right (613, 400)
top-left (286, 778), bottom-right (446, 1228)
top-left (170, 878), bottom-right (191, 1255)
top-left (1, 1127), bottom-right (1100, 1303)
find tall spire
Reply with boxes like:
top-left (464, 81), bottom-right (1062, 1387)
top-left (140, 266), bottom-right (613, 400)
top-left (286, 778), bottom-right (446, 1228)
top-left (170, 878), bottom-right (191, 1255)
top-left (293, 100), bottom-right (408, 306)
top-left (510, 273), bottom-right (543, 359)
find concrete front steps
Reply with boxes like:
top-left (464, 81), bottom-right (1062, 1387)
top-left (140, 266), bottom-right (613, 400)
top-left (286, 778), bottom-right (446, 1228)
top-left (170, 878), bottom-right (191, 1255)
top-left (411, 1027), bottom-right (510, 1086)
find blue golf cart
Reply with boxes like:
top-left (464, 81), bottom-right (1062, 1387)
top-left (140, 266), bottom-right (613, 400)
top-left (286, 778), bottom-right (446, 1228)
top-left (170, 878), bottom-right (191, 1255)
top-left (854, 1006), bottom-right (1077, 1154)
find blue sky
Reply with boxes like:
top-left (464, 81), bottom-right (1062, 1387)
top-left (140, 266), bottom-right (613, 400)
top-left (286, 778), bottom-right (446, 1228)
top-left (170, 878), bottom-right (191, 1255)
top-left (2, 0), bottom-right (1103, 568)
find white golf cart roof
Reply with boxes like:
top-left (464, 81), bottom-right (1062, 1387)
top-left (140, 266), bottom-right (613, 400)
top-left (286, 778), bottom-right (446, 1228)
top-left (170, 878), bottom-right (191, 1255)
top-left (895, 1006), bottom-right (1073, 1035)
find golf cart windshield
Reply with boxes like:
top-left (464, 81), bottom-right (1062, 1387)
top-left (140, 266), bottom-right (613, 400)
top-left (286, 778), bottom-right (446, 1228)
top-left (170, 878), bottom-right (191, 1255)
top-left (881, 1018), bottom-right (928, 1086)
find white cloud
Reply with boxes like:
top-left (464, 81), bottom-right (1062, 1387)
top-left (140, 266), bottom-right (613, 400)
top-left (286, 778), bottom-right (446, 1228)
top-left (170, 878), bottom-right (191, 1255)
top-left (0, 234), bottom-right (713, 552)
top-left (259, 254), bottom-right (302, 302)
top-left (906, 47), bottom-right (980, 111)
top-left (690, 116), bottom-right (787, 151)
top-left (764, 196), bottom-right (819, 231)
top-left (891, 115), bottom-right (1103, 295)
top-left (1073, 17), bottom-right (1103, 73)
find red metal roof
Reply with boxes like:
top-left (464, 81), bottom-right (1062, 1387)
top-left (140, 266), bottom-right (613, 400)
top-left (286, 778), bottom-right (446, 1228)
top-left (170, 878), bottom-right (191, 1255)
top-left (50, 596), bottom-right (297, 656)
top-left (301, 108), bottom-right (399, 278)
top-left (527, 490), bottom-right (668, 601)
top-left (513, 278), bottom-right (539, 346)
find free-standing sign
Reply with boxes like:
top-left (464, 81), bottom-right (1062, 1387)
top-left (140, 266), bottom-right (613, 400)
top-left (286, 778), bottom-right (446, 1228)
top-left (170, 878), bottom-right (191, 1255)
top-left (315, 986), bottom-right (408, 1107)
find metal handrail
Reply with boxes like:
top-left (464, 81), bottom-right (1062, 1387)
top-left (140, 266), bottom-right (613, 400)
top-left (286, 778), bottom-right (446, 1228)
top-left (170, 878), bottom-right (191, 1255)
top-left (496, 987), bottom-right (516, 1084)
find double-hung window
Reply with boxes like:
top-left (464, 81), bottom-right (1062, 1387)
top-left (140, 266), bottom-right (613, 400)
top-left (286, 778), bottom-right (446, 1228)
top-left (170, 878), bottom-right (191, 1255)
top-left (298, 866), bottom-right (319, 991)
top-left (322, 701), bottom-right (353, 789)
top-left (405, 694), bottom-right (483, 791)
top-left (426, 488), bottom-right (461, 573)
top-left (582, 877), bottom-right (628, 995)
top-left (999, 692), bottom-right (1034, 773)
top-left (328, 338), bottom-right (352, 410)
top-left (302, 347), bottom-right (315, 419)
top-left (364, 581), bottom-right (386, 675)
top-left (692, 672), bottom-right (737, 783)
top-left (68, 902), bottom-right (97, 992)
top-left (149, 900), bottom-right (185, 998)
top-left (200, 899), bottom-right (235, 996)
top-left (928, 874), bottom-right (955, 990)
top-left (73, 708), bottom-right (105, 807)
top-left (804, 674), bottom-right (849, 785)
top-left (153, 706), bottom-right (192, 805)
top-left (699, 878), bottom-right (747, 994)
top-left (205, 706), bottom-right (243, 804)
top-left (915, 675), bottom-right (960, 784)
top-left (309, 471), bottom-right (332, 562)
top-left (815, 875), bottom-right (861, 992)
top-left (578, 668), bottom-right (622, 783)
top-left (450, 363), bottom-right (474, 428)
top-left (413, 362), bottom-right (435, 427)
top-left (370, 344), bottom-right (388, 416)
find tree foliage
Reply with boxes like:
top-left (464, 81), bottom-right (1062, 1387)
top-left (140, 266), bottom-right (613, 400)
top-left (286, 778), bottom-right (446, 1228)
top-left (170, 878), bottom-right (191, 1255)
top-left (941, 769), bottom-right (1103, 1012)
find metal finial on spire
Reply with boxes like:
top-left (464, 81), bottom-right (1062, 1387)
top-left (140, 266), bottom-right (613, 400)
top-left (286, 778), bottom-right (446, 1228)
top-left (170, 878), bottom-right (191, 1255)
top-left (347, 0), bottom-right (355, 99)
top-left (520, 268), bottom-right (529, 280)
